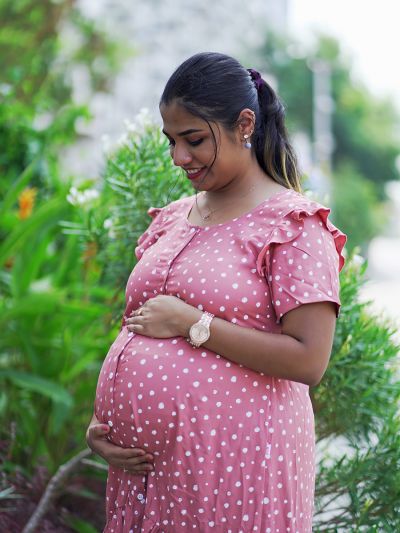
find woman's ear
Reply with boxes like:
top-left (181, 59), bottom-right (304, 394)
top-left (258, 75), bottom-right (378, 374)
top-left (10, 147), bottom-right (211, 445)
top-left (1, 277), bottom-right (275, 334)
top-left (235, 109), bottom-right (256, 149)
top-left (236, 108), bottom-right (256, 139)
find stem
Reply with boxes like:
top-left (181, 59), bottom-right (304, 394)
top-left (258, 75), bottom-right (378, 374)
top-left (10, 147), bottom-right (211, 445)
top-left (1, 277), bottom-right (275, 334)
top-left (22, 448), bottom-right (92, 533)
top-left (81, 458), bottom-right (108, 471)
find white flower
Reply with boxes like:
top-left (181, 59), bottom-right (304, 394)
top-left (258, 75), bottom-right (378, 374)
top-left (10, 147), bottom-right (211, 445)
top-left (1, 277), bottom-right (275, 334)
top-left (103, 218), bottom-right (117, 238)
top-left (123, 118), bottom-right (138, 133)
top-left (66, 187), bottom-right (80, 205)
top-left (83, 189), bottom-right (100, 202)
top-left (352, 253), bottom-right (365, 267)
top-left (101, 108), bottom-right (156, 157)
top-left (122, 107), bottom-right (155, 138)
top-left (116, 132), bottom-right (129, 147)
top-left (67, 187), bottom-right (99, 206)
top-left (135, 107), bottom-right (153, 129)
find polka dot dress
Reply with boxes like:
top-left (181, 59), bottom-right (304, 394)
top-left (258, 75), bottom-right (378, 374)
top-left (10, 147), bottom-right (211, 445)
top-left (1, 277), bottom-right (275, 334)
top-left (95, 188), bottom-right (347, 532)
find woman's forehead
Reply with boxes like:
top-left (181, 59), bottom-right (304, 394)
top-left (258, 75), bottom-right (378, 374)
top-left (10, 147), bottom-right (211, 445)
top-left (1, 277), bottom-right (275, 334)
top-left (160, 101), bottom-right (206, 131)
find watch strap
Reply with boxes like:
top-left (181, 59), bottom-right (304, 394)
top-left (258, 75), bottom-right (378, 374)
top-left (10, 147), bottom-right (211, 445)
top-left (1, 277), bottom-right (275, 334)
top-left (187, 311), bottom-right (214, 348)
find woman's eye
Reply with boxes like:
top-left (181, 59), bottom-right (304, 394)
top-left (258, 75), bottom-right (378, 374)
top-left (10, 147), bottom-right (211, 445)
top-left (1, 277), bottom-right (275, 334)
top-left (188, 139), bottom-right (203, 147)
top-left (166, 138), bottom-right (202, 148)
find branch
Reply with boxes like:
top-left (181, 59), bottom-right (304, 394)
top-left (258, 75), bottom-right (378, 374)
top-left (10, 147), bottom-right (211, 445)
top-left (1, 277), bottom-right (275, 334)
top-left (22, 448), bottom-right (92, 533)
top-left (81, 458), bottom-right (108, 471)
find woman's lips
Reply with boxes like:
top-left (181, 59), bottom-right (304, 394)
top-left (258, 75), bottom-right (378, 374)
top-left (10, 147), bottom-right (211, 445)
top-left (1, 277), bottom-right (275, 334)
top-left (185, 167), bottom-right (206, 180)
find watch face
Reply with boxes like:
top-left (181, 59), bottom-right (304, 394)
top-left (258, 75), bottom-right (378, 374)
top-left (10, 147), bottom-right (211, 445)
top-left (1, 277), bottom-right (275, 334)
top-left (191, 323), bottom-right (209, 343)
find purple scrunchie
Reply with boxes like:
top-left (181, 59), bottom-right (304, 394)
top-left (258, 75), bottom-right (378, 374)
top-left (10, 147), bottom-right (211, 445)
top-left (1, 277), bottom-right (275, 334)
top-left (247, 68), bottom-right (266, 91)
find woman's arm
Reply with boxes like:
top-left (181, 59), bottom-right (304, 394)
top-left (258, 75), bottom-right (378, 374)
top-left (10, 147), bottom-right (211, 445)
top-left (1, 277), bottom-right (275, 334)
top-left (176, 301), bottom-right (337, 387)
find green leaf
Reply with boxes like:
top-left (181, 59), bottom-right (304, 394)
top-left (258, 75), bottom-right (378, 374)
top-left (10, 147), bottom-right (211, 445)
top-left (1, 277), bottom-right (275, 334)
top-left (0, 370), bottom-right (73, 408)
top-left (0, 486), bottom-right (22, 500)
top-left (0, 197), bottom-right (68, 268)
top-left (63, 514), bottom-right (99, 533)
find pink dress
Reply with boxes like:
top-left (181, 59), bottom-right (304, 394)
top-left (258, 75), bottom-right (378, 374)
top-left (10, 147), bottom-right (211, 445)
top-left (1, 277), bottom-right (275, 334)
top-left (95, 188), bottom-right (346, 533)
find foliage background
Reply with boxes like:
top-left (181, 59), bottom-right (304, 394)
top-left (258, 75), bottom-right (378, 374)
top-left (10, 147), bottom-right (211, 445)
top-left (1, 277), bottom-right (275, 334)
top-left (1, 3), bottom-right (399, 532)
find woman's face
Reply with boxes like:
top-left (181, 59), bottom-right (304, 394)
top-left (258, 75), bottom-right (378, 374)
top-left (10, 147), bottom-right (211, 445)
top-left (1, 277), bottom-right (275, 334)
top-left (160, 100), bottom-right (247, 192)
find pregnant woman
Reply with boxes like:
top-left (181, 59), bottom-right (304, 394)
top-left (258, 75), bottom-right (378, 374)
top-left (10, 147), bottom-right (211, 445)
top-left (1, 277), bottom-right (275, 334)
top-left (86, 52), bottom-right (347, 532)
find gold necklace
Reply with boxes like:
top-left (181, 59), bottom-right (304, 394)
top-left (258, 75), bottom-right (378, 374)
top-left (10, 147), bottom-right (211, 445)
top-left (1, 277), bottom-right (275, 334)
top-left (197, 183), bottom-right (259, 221)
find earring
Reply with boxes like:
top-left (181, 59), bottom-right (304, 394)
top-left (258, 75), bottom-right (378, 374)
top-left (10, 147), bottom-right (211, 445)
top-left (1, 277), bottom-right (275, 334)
top-left (243, 134), bottom-right (252, 149)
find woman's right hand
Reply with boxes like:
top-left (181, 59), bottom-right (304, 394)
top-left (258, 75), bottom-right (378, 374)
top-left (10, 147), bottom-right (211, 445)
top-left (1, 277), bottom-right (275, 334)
top-left (86, 416), bottom-right (154, 476)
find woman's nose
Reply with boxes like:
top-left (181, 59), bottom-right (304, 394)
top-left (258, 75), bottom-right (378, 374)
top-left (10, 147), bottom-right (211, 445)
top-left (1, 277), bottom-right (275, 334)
top-left (172, 144), bottom-right (192, 167)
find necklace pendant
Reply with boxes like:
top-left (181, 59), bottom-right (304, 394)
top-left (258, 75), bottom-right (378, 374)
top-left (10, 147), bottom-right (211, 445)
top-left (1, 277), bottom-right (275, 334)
top-left (203, 212), bottom-right (211, 220)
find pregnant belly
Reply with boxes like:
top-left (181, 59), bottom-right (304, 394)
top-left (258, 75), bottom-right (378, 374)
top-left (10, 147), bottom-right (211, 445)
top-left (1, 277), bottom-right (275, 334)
top-left (95, 334), bottom-right (277, 457)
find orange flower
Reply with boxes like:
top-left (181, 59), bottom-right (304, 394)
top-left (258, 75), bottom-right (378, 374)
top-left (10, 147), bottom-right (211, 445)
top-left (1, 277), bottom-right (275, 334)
top-left (83, 241), bottom-right (98, 264)
top-left (18, 187), bottom-right (38, 219)
top-left (4, 257), bottom-right (14, 270)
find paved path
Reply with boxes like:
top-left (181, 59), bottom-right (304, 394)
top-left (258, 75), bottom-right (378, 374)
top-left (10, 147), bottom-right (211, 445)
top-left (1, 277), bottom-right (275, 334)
top-left (359, 182), bottom-right (400, 343)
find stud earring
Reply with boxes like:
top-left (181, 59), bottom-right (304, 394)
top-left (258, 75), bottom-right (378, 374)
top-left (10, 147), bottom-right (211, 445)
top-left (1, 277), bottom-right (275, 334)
top-left (244, 134), bottom-right (252, 149)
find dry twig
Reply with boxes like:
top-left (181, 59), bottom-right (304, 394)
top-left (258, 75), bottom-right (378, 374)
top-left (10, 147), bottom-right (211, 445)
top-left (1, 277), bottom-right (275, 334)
top-left (22, 448), bottom-right (92, 533)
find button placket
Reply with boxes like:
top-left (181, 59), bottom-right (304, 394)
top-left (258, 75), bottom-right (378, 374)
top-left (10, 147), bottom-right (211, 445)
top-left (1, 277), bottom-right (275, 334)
top-left (160, 227), bottom-right (199, 294)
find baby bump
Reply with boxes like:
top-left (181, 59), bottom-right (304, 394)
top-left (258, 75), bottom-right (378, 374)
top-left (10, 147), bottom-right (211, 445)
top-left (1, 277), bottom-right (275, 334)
top-left (95, 337), bottom-right (274, 456)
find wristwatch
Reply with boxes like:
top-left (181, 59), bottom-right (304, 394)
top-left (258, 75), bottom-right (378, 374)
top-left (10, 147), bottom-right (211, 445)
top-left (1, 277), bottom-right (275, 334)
top-left (187, 311), bottom-right (214, 348)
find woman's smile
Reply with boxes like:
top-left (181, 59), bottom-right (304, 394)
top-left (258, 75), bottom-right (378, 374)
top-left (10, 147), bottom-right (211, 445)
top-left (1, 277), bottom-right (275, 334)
top-left (184, 167), bottom-right (207, 180)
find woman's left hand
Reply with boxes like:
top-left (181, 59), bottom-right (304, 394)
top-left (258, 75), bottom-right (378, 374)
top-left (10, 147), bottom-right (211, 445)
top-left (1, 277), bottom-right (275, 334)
top-left (125, 295), bottom-right (200, 338)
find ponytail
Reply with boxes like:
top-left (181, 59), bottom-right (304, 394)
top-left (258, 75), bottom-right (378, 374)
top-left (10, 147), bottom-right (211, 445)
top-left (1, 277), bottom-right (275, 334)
top-left (249, 70), bottom-right (302, 192)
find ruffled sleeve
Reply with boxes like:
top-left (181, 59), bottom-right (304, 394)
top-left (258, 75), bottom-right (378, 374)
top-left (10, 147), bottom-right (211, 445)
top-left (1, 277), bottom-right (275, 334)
top-left (256, 201), bottom-right (347, 324)
top-left (134, 206), bottom-right (165, 261)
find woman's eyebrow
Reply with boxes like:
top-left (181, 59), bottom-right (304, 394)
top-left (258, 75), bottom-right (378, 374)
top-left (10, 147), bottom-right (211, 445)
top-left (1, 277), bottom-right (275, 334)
top-left (162, 128), bottom-right (204, 137)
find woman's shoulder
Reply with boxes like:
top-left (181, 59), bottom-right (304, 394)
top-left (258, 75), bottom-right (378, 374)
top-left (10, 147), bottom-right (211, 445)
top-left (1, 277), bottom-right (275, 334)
top-left (263, 188), bottom-right (342, 231)
top-left (254, 188), bottom-right (347, 272)
top-left (162, 195), bottom-right (193, 216)
top-left (264, 188), bottom-right (327, 215)
top-left (143, 195), bottom-right (192, 223)
top-left (135, 195), bottom-right (193, 261)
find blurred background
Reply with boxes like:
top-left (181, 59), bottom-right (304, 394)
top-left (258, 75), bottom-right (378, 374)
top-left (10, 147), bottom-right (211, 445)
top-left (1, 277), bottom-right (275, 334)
top-left (1, 0), bottom-right (399, 531)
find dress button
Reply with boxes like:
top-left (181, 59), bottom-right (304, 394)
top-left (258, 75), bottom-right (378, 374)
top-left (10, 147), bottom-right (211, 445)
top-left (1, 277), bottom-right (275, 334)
top-left (137, 493), bottom-right (145, 501)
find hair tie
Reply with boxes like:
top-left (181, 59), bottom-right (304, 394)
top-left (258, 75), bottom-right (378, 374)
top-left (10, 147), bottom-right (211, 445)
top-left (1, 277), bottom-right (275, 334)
top-left (247, 68), bottom-right (265, 91)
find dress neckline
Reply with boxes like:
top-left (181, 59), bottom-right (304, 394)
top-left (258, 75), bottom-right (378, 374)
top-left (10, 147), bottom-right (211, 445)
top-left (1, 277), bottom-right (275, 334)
top-left (184, 188), bottom-right (296, 230)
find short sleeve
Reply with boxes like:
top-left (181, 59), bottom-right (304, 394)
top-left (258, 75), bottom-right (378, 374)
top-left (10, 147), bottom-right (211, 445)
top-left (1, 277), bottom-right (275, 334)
top-left (134, 206), bottom-right (165, 261)
top-left (256, 204), bottom-right (347, 324)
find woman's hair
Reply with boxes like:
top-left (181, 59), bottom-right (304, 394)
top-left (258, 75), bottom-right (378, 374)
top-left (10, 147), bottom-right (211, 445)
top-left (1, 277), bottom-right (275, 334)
top-left (160, 52), bottom-right (302, 192)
